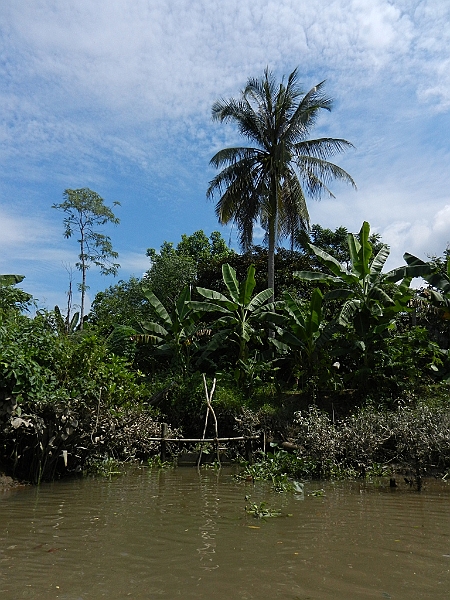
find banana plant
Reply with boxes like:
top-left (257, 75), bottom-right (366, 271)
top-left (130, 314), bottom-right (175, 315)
top-left (134, 286), bottom-right (201, 374)
top-left (274, 288), bottom-right (338, 360)
top-left (402, 252), bottom-right (450, 310)
top-left (273, 288), bottom-right (341, 392)
top-left (187, 263), bottom-right (280, 379)
top-left (294, 221), bottom-right (429, 363)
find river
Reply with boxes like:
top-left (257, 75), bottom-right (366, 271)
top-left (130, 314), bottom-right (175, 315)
top-left (1, 466), bottom-right (449, 599)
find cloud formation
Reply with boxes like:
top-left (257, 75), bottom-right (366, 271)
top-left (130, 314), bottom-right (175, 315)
top-left (1, 1), bottom-right (450, 306)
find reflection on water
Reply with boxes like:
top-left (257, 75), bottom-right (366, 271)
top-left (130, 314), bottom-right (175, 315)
top-left (1, 467), bottom-right (450, 599)
top-left (197, 473), bottom-right (219, 571)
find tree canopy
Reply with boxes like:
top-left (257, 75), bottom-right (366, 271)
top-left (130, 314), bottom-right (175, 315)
top-left (207, 67), bottom-right (356, 296)
top-left (53, 188), bottom-right (120, 327)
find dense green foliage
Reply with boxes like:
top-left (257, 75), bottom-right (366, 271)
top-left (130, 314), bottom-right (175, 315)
top-left (5, 68), bottom-right (450, 485)
top-left (144, 230), bottom-right (235, 308)
top-left (3, 220), bottom-right (450, 483)
top-left (0, 278), bottom-right (156, 482)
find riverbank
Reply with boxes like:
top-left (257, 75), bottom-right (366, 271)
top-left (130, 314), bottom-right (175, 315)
top-left (0, 473), bottom-right (27, 491)
top-left (2, 391), bottom-right (450, 485)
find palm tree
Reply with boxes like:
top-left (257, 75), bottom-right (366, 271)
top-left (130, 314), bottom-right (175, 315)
top-left (207, 67), bottom-right (356, 297)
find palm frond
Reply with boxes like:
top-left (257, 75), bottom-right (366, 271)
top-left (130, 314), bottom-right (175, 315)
top-left (294, 155), bottom-right (357, 198)
top-left (208, 147), bottom-right (263, 171)
top-left (277, 170), bottom-right (310, 241)
top-left (294, 138), bottom-right (356, 161)
top-left (208, 67), bottom-right (355, 291)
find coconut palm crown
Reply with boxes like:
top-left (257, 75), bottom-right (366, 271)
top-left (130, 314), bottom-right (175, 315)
top-left (207, 67), bottom-right (356, 296)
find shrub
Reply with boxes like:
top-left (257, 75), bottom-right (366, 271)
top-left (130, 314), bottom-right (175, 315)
top-left (294, 406), bottom-right (341, 477)
top-left (338, 407), bottom-right (391, 474)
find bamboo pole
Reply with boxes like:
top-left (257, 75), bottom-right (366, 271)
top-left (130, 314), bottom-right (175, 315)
top-left (160, 422), bottom-right (168, 462)
top-left (149, 435), bottom-right (259, 443)
top-left (198, 375), bottom-right (219, 467)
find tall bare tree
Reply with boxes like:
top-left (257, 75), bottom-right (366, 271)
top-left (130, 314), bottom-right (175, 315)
top-left (53, 188), bottom-right (120, 327)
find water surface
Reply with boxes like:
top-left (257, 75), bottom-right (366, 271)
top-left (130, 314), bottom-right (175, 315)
top-left (1, 467), bottom-right (449, 599)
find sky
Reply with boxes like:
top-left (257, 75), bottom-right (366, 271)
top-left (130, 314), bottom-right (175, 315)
top-left (1, 0), bottom-right (450, 312)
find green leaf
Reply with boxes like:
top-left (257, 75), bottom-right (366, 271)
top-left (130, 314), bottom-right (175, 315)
top-left (187, 300), bottom-right (231, 314)
top-left (222, 263), bottom-right (240, 303)
top-left (175, 286), bottom-right (191, 318)
top-left (306, 288), bottom-right (323, 336)
top-left (355, 340), bottom-right (366, 352)
top-left (239, 264), bottom-right (256, 306)
top-left (196, 287), bottom-right (236, 309)
top-left (384, 257), bottom-right (432, 282)
top-left (426, 289), bottom-right (450, 309)
top-left (201, 329), bottom-right (231, 354)
top-left (404, 253), bottom-right (450, 295)
top-left (271, 338), bottom-right (292, 352)
top-left (358, 221), bottom-right (373, 277)
top-left (369, 245), bottom-right (390, 280)
top-left (283, 293), bottom-right (306, 327)
top-left (403, 252), bottom-right (428, 267)
top-left (0, 274), bottom-right (25, 286)
top-left (247, 288), bottom-right (274, 311)
top-left (256, 310), bottom-right (285, 326)
top-left (323, 288), bottom-right (354, 301)
top-left (369, 286), bottom-right (394, 306)
top-left (293, 271), bottom-right (342, 284)
top-left (142, 289), bottom-right (171, 326)
top-left (347, 232), bottom-right (361, 272)
top-left (308, 244), bottom-right (354, 283)
top-left (140, 321), bottom-right (168, 337)
top-left (279, 330), bottom-right (306, 348)
top-left (338, 299), bottom-right (361, 327)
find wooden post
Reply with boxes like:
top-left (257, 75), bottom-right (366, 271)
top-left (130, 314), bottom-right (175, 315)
top-left (160, 422), bottom-right (168, 462)
top-left (244, 436), bottom-right (253, 464)
top-left (259, 430), bottom-right (266, 455)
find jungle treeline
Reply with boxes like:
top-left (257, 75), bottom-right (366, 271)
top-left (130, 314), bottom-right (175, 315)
top-left (2, 224), bottom-right (450, 484)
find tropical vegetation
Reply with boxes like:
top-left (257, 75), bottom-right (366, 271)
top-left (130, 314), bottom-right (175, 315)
top-left (2, 67), bottom-right (450, 486)
top-left (2, 219), bottom-right (450, 485)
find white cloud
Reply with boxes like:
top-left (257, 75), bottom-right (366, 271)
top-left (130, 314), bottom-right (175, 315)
top-left (0, 206), bottom-right (58, 251)
top-left (380, 205), bottom-right (450, 268)
top-left (1, 1), bottom-right (450, 304)
top-left (118, 251), bottom-right (150, 275)
top-left (1, 0), bottom-right (448, 180)
top-left (2, 0), bottom-right (449, 120)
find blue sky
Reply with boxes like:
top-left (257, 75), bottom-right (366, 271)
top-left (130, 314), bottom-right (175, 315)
top-left (1, 0), bottom-right (450, 312)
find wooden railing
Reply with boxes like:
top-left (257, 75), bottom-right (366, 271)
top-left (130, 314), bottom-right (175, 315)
top-left (147, 423), bottom-right (263, 463)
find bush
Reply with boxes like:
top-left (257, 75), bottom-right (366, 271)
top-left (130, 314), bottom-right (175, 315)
top-left (294, 406), bottom-right (341, 477)
top-left (0, 395), bottom-right (166, 483)
top-left (0, 311), bottom-right (158, 482)
top-left (390, 404), bottom-right (450, 474)
top-left (291, 403), bottom-right (450, 479)
top-left (338, 407), bottom-right (391, 474)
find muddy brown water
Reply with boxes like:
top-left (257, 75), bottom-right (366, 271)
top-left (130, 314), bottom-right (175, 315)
top-left (1, 467), bottom-right (449, 599)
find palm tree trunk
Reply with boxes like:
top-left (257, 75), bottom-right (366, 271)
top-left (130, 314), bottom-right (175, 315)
top-left (267, 175), bottom-right (277, 301)
top-left (268, 218), bottom-right (275, 302)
